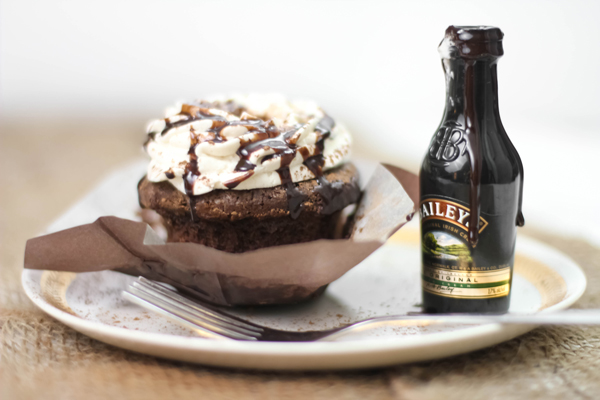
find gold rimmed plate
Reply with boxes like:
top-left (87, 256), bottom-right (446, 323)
top-left (22, 161), bottom-right (586, 370)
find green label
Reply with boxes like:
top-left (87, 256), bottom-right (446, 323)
top-left (420, 197), bottom-right (511, 299)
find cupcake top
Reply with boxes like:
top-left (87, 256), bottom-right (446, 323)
top-left (144, 94), bottom-right (352, 196)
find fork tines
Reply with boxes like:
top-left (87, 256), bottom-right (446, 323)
top-left (123, 277), bottom-right (263, 340)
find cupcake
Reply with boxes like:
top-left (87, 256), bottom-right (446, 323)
top-left (138, 94), bottom-right (360, 253)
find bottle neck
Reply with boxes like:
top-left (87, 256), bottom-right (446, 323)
top-left (442, 57), bottom-right (501, 131)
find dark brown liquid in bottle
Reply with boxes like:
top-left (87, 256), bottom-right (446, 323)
top-left (420, 26), bottom-right (524, 313)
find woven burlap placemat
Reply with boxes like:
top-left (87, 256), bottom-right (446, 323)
top-left (2, 124), bottom-right (599, 399)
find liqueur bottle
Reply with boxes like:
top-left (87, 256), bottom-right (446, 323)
top-left (420, 26), bottom-right (524, 313)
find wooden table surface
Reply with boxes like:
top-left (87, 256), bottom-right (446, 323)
top-left (2, 119), bottom-right (600, 400)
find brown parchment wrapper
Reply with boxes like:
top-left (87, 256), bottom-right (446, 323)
top-left (24, 164), bottom-right (418, 306)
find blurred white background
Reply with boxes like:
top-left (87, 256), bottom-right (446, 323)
top-left (1, 0), bottom-right (599, 245)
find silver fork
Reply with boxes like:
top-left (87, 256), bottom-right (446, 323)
top-left (123, 277), bottom-right (600, 342)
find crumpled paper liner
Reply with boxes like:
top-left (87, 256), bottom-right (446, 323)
top-left (24, 164), bottom-right (418, 306)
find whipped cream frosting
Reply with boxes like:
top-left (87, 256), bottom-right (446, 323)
top-left (144, 94), bottom-right (352, 196)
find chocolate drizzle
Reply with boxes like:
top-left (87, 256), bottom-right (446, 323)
top-left (184, 130), bottom-right (201, 221)
top-left (150, 100), bottom-right (343, 220)
top-left (463, 60), bottom-right (483, 246)
top-left (443, 25), bottom-right (525, 246)
top-left (301, 115), bottom-right (340, 215)
top-left (277, 168), bottom-right (308, 219)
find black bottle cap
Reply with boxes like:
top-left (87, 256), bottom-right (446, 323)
top-left (439, 26), bottom-right (504, 59)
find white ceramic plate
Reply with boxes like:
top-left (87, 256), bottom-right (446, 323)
top-left (22, 161), bottom-right (587, 370)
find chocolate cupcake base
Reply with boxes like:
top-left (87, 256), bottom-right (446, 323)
top-left (162, 210), bottom-right (344, 253)
top-left (137, 163), bottom-right (360, 306)
top-left (138, 163), bottom-right (361, 253)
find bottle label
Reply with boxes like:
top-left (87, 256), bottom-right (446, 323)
top-left (420, 197), bottom-right (511, 299)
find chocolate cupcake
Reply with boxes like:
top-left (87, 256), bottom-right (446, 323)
top-left (139, 94), bottom-right (360, 253)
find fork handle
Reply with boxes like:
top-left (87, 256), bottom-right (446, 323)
top-left (322, 310), bottom-right (600, 340)
top-left (352, 310), bottom-right (600, 329)
top-left (402, 310), bottom-right (600, 325)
